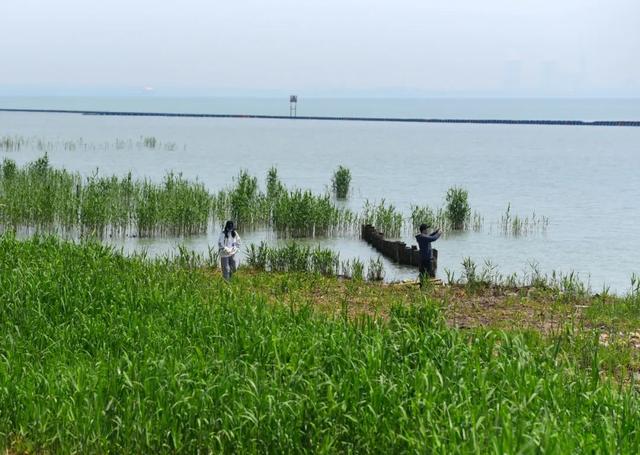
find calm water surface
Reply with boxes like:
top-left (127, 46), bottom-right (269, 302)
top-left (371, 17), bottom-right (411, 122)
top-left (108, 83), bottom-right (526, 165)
top-left (1, 97), bottom-right (639, 293)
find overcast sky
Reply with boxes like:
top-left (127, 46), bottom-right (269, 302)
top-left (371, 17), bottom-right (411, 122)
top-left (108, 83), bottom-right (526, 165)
top-left (1, 0), bottom-right (639, 97)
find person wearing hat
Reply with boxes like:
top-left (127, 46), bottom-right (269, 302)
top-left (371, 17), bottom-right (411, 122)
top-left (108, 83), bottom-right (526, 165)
top-left (218, 220), bottom-right (241, 281)
top-left (415, 223), bottom-right (441, 285)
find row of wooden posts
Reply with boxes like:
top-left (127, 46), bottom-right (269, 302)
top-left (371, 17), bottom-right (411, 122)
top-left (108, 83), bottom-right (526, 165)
top-left (361, 224), bottom-right (438, 269)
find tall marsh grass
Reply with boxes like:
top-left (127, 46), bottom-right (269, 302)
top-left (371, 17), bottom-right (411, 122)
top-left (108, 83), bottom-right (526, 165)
top-left (0, 158), bottom-right (358, 239)
top-left (0, 134), bottom-right (179, 153)
top-left (2, 233), bottom-right (640, 452)
top-left (331, 165), bottom-right (351, 199)
top-left (0, 156), bottom-right (550, 242)
top-left (0, 156), bottom-right (211, 237)
top-left (445, 186), bottom-right (470, 230)
top-left (0, 135), bottom-right (27, 152)
top-left (500, 203), bottom-right (550, 236)
top-left (246, 241), bottom-right (340, 275)
top-left (362, 199), bottom-right (403, 238)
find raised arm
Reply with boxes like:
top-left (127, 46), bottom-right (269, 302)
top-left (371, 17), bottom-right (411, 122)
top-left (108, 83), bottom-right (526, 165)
top-left (422, 230), bottom-right (441, 242)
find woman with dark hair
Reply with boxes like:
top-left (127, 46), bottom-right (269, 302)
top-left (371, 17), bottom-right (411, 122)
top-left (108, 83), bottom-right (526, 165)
top-left (218, 220), bottom-right (241, 280)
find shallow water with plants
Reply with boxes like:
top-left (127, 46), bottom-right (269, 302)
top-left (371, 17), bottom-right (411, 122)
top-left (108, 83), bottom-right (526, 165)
top-left (1, 103), bottom-right (639, 291)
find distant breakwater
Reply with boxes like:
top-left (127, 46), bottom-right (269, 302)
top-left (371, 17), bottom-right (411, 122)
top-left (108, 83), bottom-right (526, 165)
top-left (1, 108), bottom-right (640, 127)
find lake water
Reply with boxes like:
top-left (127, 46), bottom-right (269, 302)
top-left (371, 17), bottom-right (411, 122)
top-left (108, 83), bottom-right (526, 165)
top-left (1, 97), bottom-right (639, 293)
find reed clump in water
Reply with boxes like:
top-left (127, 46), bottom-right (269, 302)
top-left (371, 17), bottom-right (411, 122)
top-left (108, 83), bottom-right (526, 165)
top-left (142, 136), bottom-right (158, 148)
top-left (0, 135), bottom-right (27, 152)
top-left (136, 172), bottom-right (212, 237)
top-left (272, 190), bottom-right (345, 237)
top-left (499, 203), bottom-right (549, 236)
top-left (445, 186), bottom-right (470, 230)
top-left (362, 199), bottom-right (403, 238)
top-left (0, 156), bottom-right (213, 238)
top-left (340, 258), bottom-right (365, 281)
top-left (366, 256), bottom-right (386, 281)
top-left (0, 155), bottom-right (78, 231)
top-left (332, 165), bottom-right (351, 199)
top-left (0, 157), bottom-right (551, 240)
top-left (0, 134), bottom-right (180, 153)
top-left (217, 168), bottom-right (357, 237)
top-left (0, 159), bottom-right (359, 239)
top-left (409, 204), bottom-right (450, 232)
top-left (246, 241), bottom-right (340, 275)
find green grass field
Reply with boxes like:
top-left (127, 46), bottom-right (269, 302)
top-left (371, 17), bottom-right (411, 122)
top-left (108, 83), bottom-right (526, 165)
top-left (1, 233), bottom-right (640, 453)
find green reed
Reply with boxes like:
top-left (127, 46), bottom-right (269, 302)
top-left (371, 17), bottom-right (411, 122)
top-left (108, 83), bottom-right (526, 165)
top-left (218, 169), bottom-right (356, 237)
top-left (0, 156), bottom-right (213, 238)
top-left (142, 136), bottom-right (158, 148)
top-left (500, 203), bottom-right (549, 236)
top-left (246, 241), bottom-right (340, 276)
top-left (362, 199), bottom-right (403, 238)
top-left (228, 170), bottom-right (261, 225)
top-left (0, 155), bottom-right (78, 231)
top-left (332, 165), bottom-right (351, 199)
top-left (445, 186), bottom-right (471, 230)
top-left (4, 233), bottom-right (639, 452)
top-left (266, 166), bottom-right (285, 200)
top-left (1, 157), bottom-right (552, 241)
top-left (0, 159), bottom-right (358, 239)
top-left (0, 135), bottom-right (27, 152)
top-left (410, 204), bottom-right (436, 231)
top-left (0, 134), bottom-right (180, 153)
top-left (366, 256), bottom-right (386, 281)
top-left (340, 258), bottom-right (365, 281)
top-left (272, 190), bottom-right (341, 237)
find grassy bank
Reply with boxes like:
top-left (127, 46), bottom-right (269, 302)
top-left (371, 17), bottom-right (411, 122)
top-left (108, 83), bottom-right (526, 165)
top-left (1, 234), bottom-right (640, 453)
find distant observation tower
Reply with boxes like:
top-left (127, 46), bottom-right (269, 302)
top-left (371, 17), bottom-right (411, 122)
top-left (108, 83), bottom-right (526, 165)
top-left (289, 95), bottom-right (298, 117)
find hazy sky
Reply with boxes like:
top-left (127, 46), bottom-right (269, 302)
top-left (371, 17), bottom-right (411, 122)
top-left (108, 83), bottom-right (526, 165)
top-left (1, 0), bottom-right (639, 97)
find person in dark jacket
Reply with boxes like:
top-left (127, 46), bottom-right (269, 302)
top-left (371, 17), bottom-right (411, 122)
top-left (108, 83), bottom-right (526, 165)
top-left (415, 223), bottom-right (441, 284)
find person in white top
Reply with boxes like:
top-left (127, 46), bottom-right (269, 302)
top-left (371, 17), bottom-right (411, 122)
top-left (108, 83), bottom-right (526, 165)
top-left (218, 220), bottom-right (241, 281)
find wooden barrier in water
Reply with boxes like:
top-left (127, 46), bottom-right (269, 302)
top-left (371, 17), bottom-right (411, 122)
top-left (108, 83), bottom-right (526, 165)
top-left (361, 224), bottom-right (438, 270)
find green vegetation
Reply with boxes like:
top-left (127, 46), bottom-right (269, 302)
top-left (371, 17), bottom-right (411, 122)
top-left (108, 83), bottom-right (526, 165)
top-left (0, 157), bottom-right (359, 239)
top-left (228, 170), bottom-right (261, 225)
top-left (265, 166), bottom-right (285, 200)
top-left (0, 135), bottom-right (26, 152)
top-left (246, 241), bottom-right (340, 275)
top-left (445, 186), bottom-right (471, 230)
top-left (142, 136), bottom-right (158, 148)
top-left (0, 156), bottom-right (211, 237)
top-left (0, 156), bottom-right (553, 241)
top-left (245, 242), bottom-right (386, 281)
top-left (366, 256), bottom-right (386, 281)
top-left (272, 190), bottom-right (349, 237)
top-left (409, 204), bottom-right (455, 233)
top-left (1, 233), bottom-right (640, 452)
top-left (0, 134), bottom-right (179, 153)
top-left (362, 199), bottom-right (403, 238)
top-left (410, 204), bottom-right (437, 231)
top-left (341, 258), bottom-right (365, 281)
top-left (331, 165), bottom-right (351, 199)
top-left (500, 203), bottom-right (550, 236)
